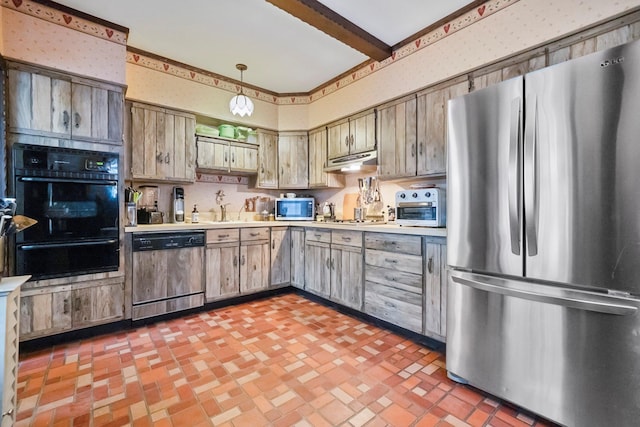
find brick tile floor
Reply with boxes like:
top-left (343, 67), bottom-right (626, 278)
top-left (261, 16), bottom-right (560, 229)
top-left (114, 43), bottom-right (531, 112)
top-left (16, 294), bottom-right (556, 426)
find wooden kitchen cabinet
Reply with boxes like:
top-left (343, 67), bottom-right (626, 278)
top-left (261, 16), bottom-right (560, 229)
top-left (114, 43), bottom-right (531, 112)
top-left (129, 101), bottom-right (196, 182)
top-left (278, 131), bottom-right (309, 189)
top-left (7, 62), bottom-right (124, 145)
top-left (205, 229), bottom-right (240, 301)
top-left (270, 227), bottom-right (291, 288)
top-left (330, 230), bottom-right (363, 310)
top-left (254, 129), bottom-right (278, 189)
top-left (364, 233), bottom-right (424, 333)
top-left (240, 228), bottom-right (270, 294)
top-left (416, 78), bottom-right (468, 176)
top-left (290, 227), bottom-right (306, 289)
top-left (424, 237), bottom-right (447, 340)
top-left (378, 94), bottom-right (418, 179)
top-left (19, 277), bottom-right (124, 340)
top-left (304, 229), bottom-right (331, 298)
top-left (327, 109), bottom-right (376, 160)
top-left (308, 127), bottom-right (345, 188)
top-left (197, 136), bottom-right (258, 175)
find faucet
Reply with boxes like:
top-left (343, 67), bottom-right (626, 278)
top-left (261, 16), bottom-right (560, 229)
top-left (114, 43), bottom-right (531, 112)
top-left (220, 203), bottom-right (230, 222)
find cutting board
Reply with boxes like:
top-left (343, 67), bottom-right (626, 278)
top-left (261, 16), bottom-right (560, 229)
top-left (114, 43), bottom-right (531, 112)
top-left (342, 193), bottom-right (359, 220)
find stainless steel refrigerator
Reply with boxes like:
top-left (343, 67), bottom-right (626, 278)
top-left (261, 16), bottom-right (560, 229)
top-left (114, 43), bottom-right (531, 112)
top-left (446, 39), bottom-right (640, 427)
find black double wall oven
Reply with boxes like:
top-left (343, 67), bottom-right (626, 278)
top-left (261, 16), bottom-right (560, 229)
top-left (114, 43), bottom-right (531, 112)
top-left (13, 144), bottom-right (119, 280)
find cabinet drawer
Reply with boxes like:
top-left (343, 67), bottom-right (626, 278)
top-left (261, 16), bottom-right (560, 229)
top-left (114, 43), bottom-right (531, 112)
top-left (331, 230), bottom-right (362, 247)
top-left (306, 229), bottom-right (331, 244)
top-left (241, 227), bottom-right (270, 241)
top-left (365, 249), bottom-right (423, 275)
top-left (365, 232), bottom-right (422, 255)
top-left (206, 228), bottom-right (239, 243)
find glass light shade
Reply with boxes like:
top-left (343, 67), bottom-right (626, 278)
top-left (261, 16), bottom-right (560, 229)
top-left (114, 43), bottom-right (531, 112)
top-left (229, 94), bottom-right (254, 117)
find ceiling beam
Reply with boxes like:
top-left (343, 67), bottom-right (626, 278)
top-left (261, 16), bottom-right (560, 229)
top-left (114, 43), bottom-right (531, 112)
top-left (266, 0), bottom-right (392, 62)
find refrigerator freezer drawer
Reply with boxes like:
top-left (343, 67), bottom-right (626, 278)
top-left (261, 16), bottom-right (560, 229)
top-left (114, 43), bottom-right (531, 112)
top-left (446, 270), bottom-right (640, 427)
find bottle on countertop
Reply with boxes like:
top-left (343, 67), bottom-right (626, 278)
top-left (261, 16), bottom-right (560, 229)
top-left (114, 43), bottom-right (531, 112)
top-left (387, 205), bottom-right (395, 222)
top-left (192, 204), bottom-right (199, 223)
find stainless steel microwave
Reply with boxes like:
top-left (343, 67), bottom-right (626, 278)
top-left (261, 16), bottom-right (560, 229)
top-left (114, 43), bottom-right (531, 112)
top-left (275, 197), bottom-right (315, 221)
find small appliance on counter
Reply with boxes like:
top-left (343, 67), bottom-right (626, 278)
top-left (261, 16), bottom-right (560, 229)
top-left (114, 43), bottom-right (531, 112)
top-left (275, 197), bottom-right (315, 221)
top-left (172, 187), bottom-right (185, 223)
top-left (395, 188), bottom-right (445, 227)
top-left (136, 185), bottom-right (163, 224)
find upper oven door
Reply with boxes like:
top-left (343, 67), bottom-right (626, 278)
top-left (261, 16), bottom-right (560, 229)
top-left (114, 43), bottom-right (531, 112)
top-left (396, 202), bottom-right (437, 222)
top-left (15, 177), bottom-right (119, 243)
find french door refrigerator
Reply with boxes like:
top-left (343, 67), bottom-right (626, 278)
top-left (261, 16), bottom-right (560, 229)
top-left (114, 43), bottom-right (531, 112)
top-left (446, 39), bottom-right (640, 427)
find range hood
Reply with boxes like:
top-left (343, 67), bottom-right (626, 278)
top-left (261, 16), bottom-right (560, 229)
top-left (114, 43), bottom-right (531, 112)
top-left (324, 150), bottom-right (377, 173)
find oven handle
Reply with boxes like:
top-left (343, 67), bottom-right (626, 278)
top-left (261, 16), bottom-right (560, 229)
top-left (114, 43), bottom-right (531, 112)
top-left (397, 202), bottom-right (433, 207)
top-left (18, 177), bottom-right (117, 185)
top-left (19, 239), bottom-right (118, 250)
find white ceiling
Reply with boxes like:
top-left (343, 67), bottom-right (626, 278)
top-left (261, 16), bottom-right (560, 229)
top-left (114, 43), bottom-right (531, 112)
top-left (52, 0), bottom-right (475, 94)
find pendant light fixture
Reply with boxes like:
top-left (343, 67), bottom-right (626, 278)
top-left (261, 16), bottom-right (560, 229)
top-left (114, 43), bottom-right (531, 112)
top-left (229, 63), bottom-right (254, 117)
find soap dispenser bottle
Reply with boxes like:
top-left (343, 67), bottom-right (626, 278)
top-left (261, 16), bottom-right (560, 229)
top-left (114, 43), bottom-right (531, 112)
top-left (192, 204), bottom-right (199, 223)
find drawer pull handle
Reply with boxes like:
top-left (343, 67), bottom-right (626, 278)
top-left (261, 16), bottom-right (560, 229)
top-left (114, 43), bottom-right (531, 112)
top-left (63, 298), bottom-right (69, 314)
top-left (74, 112), bottom-right (81, 128)
top-left (233, 255), bottom-right (238, 267)
top-left (384, 258), bottom-right (398, 264)
top-left (241, 255), bottom-right (246, 265)
top-left (218, 234), bottom-right (229, 238)
top-left (341, 237), bottom-right (352, 242)
top-left (250, 232), bottom-right (260, 237)
top-left (63, 111), bottom-right (69, 129)
top-left (428, 257), bottom-right (433, 273)
top-left (272, 240), bottom-right (275, 249)
top-left (3, 409), bottom-right (14, 417)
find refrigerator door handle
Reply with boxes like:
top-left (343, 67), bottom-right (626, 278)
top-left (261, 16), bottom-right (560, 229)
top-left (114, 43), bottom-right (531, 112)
top-left (524, 93), bottom-right (539, 256)
top-left (508, 98), bottom-right (522, 255)
top-left (451, 275), bottom-right (637, 316)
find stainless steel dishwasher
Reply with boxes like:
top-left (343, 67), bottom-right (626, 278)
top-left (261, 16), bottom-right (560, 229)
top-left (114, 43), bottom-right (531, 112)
top-left (131, 231), bottom-right (205, 320)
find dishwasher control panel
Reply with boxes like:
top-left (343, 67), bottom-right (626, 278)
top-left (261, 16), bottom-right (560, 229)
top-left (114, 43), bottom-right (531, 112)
top-left (132, 231), bottom-right (205, 251)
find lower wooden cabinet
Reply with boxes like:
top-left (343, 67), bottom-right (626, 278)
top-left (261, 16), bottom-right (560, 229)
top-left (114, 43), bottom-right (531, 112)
top-left (270, 227), bottom-right (291, 288)
top-left (424, 237), bottom-right (447, 340)
top-left (364, 233), bottom-right (424, 333)
top-left (240, 228), bottom-right (270, 294)
top-left (205, 229), bottom-right (240, 301)
top-left (330, 230), bottom-right (363, 310)
top-left (290, 228), bottom-right (305, 289)
top-left (304, 229), bottom-right (331, 297)
top-left (19, 277), bottom-right (124, 340)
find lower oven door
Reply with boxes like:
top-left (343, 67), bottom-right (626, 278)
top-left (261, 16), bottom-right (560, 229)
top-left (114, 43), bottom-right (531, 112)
top-left (16, 238), bottom-right (119, 279)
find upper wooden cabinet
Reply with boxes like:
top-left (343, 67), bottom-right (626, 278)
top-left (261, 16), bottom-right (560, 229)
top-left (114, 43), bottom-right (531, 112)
top-left (128, 101), bottom-right (196, 183)
top-left (278, 131), bottom-right (309, 189)
top-left (7, 62), bottom-right (124, 145)
top-left (254, 129), bottom-right (278, 189)
top-left (197, 136), bottom-right (258, 175)
top-left (415, 78), bottom-right (469, 177)
top-left (327, 109), bottom-right (376, 160)
top-left (378, 94), bottom-right (418, 179)
top-left (308, 127), bottom-right (345, 189)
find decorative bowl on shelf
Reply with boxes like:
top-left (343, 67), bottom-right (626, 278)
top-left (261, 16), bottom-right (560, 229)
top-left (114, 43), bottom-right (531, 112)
top-left (218, 124), bottom-right (236, 138)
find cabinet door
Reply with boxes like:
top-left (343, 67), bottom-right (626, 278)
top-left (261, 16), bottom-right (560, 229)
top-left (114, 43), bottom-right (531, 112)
top-left (72, 282), bottom-right (124, 327)
top-left (304, 242), bottom-right (331, 297)
top-left (240, 242), bottom-right (270, 293)
top-left (417, 81), bottom-right (468, 176)
top-left (278, 132), bottom-right (309, 189)
top-left (2, 288), bottom-right (20, 427)
top-left (205, 244), bottom-right (240, 301)
top-left (19, 289), bottom-right (72, 339)
top-left (330, 245), bottom-right (363, 310)
top-left (131, 106), bottom-right (160, 179)
top-left (197, 138), bottom-right (230, 171)
top-left (327, 120), bottom-right (350, 159)
top-left (271, 228), bottom-right (291, 287)
top-left (378, 97), bottom-right (417, 179)
top-left (230, 144), bottom-right (258, 173)
top-left (256, 130), bottom-right (278, 188)
top-left (351, 111), bottom-right (376, 154)
top-left (424, 240), bottom-right (447, 338)
top-left (290, 229), bottom-right (306, 289)
top-left (7, 69), bottom-right (72, 137)
top-left (309, 128), bottom-right (344, 188)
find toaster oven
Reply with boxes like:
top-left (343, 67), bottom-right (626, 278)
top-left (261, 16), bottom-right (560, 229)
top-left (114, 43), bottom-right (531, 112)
top-left (395, 188), bottom-right (446, 227)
